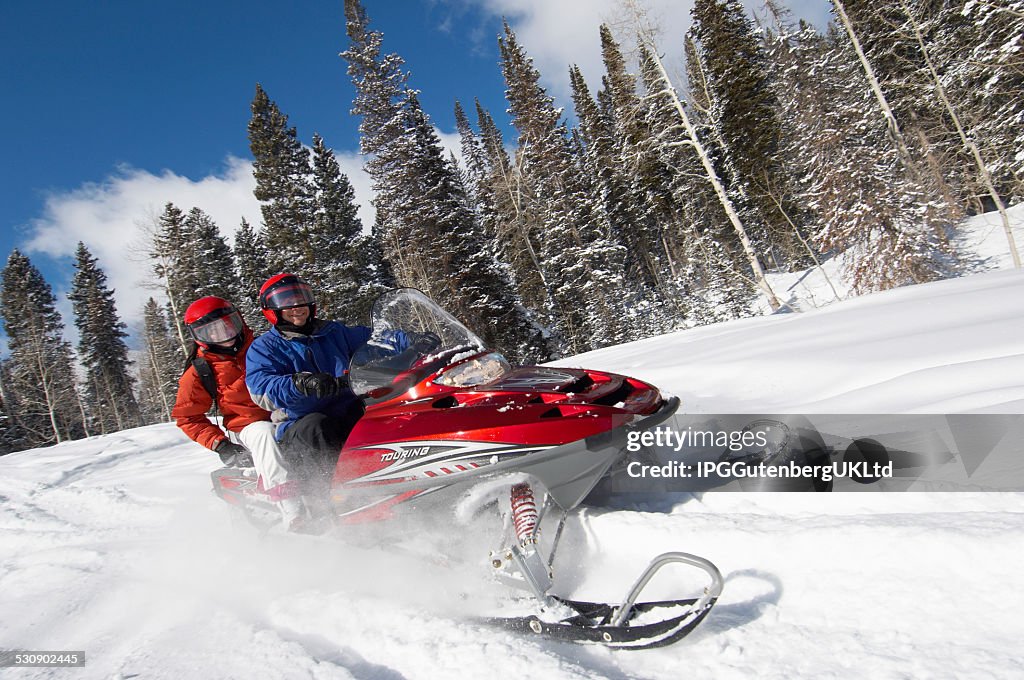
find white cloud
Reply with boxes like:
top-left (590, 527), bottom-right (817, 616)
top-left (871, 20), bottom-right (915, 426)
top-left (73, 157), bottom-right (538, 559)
top-left (23, 153), bottom-right (376, 338)
top-left (455, 0), bottom-right (694, 109)
top-left (435, 128), bottom-right (466, 165)
top-left (453, 0), bottom-right (831, 112)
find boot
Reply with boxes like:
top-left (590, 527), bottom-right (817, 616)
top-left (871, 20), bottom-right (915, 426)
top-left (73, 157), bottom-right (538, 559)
top-left (278, 497), bottom-right (305, 527)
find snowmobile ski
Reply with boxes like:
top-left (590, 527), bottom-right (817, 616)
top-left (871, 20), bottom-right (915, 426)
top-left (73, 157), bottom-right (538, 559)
top-left (485, 550), bottom-right (723, 649)
top-left (487, 594), bottom-right (717, 649)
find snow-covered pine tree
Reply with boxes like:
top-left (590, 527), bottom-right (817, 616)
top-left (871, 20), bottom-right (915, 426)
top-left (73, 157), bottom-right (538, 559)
top-left (396, 91), bottom-right (550, 359)
top-left (954, 0), bottom-right (1024, 204)
top-left (186, 207), bottom-right (242, 302)
top-left (342, 1), bottom-right (548, 360)
top-left (469, 100), bottom-right (556, 339)
top-left (0, 250), bottom-right (85, 447)
top-left (346, 225), bottom-right (394, 326)
top-left (149, 203), bottom-right (242, 351)
top-left (0, 361), bottom-right (27, 453)
top-left (150, 202), bottom-right (193, 351)
top-left (341, 0), bottom-right (409, 265)
top-left (232, 218), bottom-right (269, 330)
top-left (635, 39), bottom-right (771, 316)
top-left (894, 0), bottom-right (1019, 267)
top-left (568, 66), bottom-right (635, 280)
top-left (829, 0), bottom-right (962, 219)
top-left (596, 26), bottom-right (686, 312)
top-left (567, 68), bottom-right (671, 339)
top-left (771, 21), bottom-right (953, 293)
top-left (454, 101), bottom-right (489, 209)
top-left (68, 243), bottom-right (141, 434)
top-left (248, 83), bottom-right (315, 275)
top-left (569, 53), bottom-right (679, 336)
top-left (499, 23), bottom-right (637, 353)
top-left (309, 133), bottom-right (368, 321)
top-left (688, 0), bottom-right (808, 269)
top-left (136, 298), bottom-right (180, 424)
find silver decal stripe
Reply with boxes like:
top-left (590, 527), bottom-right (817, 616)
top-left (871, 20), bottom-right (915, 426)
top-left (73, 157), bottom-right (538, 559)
top-left (349, 440), bottom-right (554, 483)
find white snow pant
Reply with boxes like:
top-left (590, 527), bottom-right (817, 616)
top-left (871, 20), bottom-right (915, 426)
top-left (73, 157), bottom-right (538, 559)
top-left (233, 421), bottom-right (292, 496)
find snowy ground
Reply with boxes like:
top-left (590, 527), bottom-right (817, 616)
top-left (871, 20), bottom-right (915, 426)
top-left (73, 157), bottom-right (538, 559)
top-left (2, 209), bottom-right (1024, 679)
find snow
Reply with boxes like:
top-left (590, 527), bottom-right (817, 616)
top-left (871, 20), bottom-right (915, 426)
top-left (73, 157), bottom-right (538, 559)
top-left (2, 208), bottom-right (1024, 678)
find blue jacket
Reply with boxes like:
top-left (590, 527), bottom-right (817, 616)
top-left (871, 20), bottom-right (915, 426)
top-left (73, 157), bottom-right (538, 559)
top-left (245, 320), bottom-right (372, 439)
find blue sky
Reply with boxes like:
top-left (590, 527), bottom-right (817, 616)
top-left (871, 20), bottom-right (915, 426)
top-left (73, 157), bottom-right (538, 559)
top-left (0, 0), bottom-right (830, 346)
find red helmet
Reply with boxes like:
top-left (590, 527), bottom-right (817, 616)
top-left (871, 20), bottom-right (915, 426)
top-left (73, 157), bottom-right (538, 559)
top-left (184, 296), bottom-right (245, 349)
top-left (258, 273), bottom-right (316, 326)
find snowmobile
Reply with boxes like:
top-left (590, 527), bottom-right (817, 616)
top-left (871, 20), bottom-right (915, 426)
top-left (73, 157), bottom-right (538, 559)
top-left (212, 288), bottom-right (723, 649)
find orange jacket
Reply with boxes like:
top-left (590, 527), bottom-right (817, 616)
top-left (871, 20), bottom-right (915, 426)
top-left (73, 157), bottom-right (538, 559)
top-left (172, 330), bottom-right (271, 450)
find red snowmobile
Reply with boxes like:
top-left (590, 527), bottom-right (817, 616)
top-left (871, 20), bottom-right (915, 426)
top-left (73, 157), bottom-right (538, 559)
top-left (212, 288), bottom-right (722, 649)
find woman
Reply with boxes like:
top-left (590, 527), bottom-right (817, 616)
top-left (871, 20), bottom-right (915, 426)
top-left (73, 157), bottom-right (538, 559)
top-left (172, 295), bottom-right (312, 532)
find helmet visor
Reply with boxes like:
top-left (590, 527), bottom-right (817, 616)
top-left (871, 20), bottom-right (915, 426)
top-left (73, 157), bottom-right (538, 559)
top-left (190, 310), bottom-right (244, 344)
top-left (263, 281), bottom-right (315, 311)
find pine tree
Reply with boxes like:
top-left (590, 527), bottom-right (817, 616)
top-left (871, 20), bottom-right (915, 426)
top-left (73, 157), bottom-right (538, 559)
top-left (232, 218), bottom-right (269, 330)
top-left (347, 226), bottom-right (395, 325)
top-left (597, 26), bottom-right (686, 305)
top-left (149, 203), bottom-right (242, 351)
top-left (569, 52), bottom-right (676, 335)
top-left (407, 95), bottom-right (550, 360)
top-left (688, 0), bottom-right (809, 268)
top-left (770, 21), bottom-right (953, 293)
top-left (498, 22), bottom-right (636, 352)
top-left (635, 37), bottom-right (774, 315)
top-left (599, 26), bottom-right (683, 290)
top-left (136, 298), bottom-right (181, 424)
top-left (343, 1), bottom-right (549, 360)
top-left (150, 202), bottom-right (195, 352)
top-left (0, 361), bottom-right (27, 453)
top-left (895, 0), bottom-right (1019, 266)
top-left (471, 100), bottom-right (554, 334)
top-left (248, 83), bottom-right (315, 274)
top-left (830, 0), bottom-right (963, 218)
top-left (186, 207), bottom-right (242, 302)
top-left (68, 243), bottom-right (141, 434)
top-left (956, 0), bottom-right (1024, 204)
top-left (0, 250), bottom-right (84, 446)
top-left (309, 133), bottom-right (367, 321)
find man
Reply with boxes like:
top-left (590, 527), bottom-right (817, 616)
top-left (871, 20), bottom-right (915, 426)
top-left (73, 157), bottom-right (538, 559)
top-left (172, 296), bottom-right (307, 531)
top-left (244, 274), bottom-right (371, 513)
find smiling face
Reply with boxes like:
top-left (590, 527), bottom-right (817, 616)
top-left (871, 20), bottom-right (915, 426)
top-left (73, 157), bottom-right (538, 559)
top-left (280, 305), bottom-right (310, 326)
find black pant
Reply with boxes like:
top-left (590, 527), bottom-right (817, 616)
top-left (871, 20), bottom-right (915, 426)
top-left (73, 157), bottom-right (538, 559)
top-left (280, 402), bottom-right (364, 497)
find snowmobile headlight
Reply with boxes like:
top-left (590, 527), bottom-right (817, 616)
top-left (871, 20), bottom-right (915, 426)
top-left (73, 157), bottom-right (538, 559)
top-left (435, 352), bottom-right (511, 387)
top-left (718, 419), bottom-right (791, 465)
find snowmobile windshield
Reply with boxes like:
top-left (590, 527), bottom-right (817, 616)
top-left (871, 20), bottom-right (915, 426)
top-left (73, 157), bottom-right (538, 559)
top-left (349, 288), bottom-right (508, 398)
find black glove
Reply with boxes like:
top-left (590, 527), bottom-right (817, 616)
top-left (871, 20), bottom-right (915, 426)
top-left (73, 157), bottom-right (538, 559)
top-left (411, 331), bottom-right (442, 354)
top-left (292, 372), bottom-right (349, 398)
top-left (215, 440), bottom-right (253, 468)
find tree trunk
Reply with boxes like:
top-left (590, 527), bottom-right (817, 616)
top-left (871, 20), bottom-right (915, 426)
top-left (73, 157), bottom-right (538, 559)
top-left (831, 0), bottom-right (920, 178)
top-left (898, 0), bottom-right (1020, 268)
top-left (646, 47), bottom-right (782, 311)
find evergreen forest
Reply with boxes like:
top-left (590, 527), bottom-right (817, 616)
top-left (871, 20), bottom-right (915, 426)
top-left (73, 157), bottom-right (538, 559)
top-left (1, 0), bottom-right (1021, 453)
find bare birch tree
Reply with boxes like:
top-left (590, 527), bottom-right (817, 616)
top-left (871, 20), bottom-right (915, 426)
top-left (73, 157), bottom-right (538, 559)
top-left (618, 0), bottom-right (782, 310)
